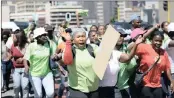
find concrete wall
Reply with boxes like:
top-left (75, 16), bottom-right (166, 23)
top-left (169, 1), bottom-right (174, 22)
top-left (159, 1), bottom-right (174, 23)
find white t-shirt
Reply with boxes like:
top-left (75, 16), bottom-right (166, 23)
top-left (5, 36), bottom-right (13, 49)
top-left (162, 39), bottom-right (174, 73)
top-left (86, 38), bottom-right (90, 44)
top-left (99, 50), bottom-right (122, 87)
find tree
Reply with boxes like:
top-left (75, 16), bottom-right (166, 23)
top-left (110, 17), bottom-right (116, 24)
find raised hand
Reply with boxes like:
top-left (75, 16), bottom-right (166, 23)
top-left (61, 33), bottom-right (72, 41)
top-left (135, 35), bottom-right (144, 45)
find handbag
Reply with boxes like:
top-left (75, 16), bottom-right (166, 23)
top-left (135, 55), bottom-right (160, 87)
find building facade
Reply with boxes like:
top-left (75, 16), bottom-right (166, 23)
top-left (45, 1), bottom-right (84, 27)
top-left (82, 1), bottom-right (117, 25)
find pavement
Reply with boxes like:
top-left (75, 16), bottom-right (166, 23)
top-left (1, 76), bottom-right (34, 98)
top-left (1, 82), bottom-right (14, 98)
top-left (1, 76), bottom-right (121, 98)
top-left (1, 76), bottom-right (67, 98)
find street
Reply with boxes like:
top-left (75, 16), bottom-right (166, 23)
top-left (1, 77), bottom-right (34, 98)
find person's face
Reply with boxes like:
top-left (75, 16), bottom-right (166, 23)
top-left (30, 23), bottom-right (36, 30)
top-left (2, 35), bottom-right (8, 42)
top-left (116, 37), bottom-right (124, 46)
top-left (44, 24), bottom-right (49, 29)
top-left (90, 26), bottom-right (97, 31)
top-left (73, 32), bottom-right (87, 48)
top-left (163, 22), bottom-right (169, 33)
top-left (37, 34), bottom-right (48, 44)
top-left (29, 34), bottom-right (34, 42)
top-left (98, 26), bottom-right (105, 35)
top-left (89, 32), bottom-right (98, 43)
top-left (13, 32), bottom-right (21, 44)
top-left (152, 35), bottom-right (163, 50)
top-left (132, 20), bottom-right (141, 28)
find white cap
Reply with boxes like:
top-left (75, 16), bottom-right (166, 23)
top-left (168, 22), bottom-right (174, 32)
top-left (33, 28), bottom-right (47, 38)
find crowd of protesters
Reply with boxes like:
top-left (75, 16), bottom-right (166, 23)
top-left (1, 15), bottom-right (174, 98)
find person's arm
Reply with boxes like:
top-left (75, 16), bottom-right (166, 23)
top-left (119, 36), bottom-right (143, 63)
top-left (127, 42), bottom-right (135, 51)
top-left (62, 40), bottom-right (73, 65)
top-left (56, 48), bottom-right (61, 54)
top-left (119, 44), bottom-right (138, 63)
top-left (6, 47), bottom-right (12, 61)
top-left (143, 24), bottom-right (160, 39)
top-left (23, 44), bottom-right (31, 73)
top-left (62, 33), bottom-right (73, 65)
top-left (164, 52), bottom-right (174, 92)
top-left (23, 59), bottom-right (29, 73)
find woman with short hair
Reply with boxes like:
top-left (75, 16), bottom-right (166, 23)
top-left (136, 31), bottom-right (174, 98)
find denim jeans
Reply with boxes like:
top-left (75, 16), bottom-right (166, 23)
top-left (2, 60), bottom-right (12, 89)
top-left (1, 70), bottom-right (3, 89)
top-left (58, 70), bottom-right (68, 97)
top-left (29, 72), bottom-right (54, 98)
top-left (12, 68), bottom-right (29, 98)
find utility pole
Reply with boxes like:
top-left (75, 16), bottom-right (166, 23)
top-left (167, 0), bottom-right (170, 22)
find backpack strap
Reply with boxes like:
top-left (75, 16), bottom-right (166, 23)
top-left (72, 44), bottom-right (95, 58)
top-left (72, 45), bottom-right (76, 58)
top-left (86, 44), bottom-right (95, 58)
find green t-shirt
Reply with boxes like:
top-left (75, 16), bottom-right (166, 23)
top-left (67, 44), bottom-right (99, 92)
top-left (24, 42), bottom-right (52, 77)
top-left (116, 44), bottom-right (137, 90)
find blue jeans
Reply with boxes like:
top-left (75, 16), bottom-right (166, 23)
top-left (12, 68), bottom-right (29, 98)
top-left (29, 72), bottom-right (54, 98)
top-left (2, 60), bottom-right (12, 89)
top-left (1, 70), bottom-right (3, 89)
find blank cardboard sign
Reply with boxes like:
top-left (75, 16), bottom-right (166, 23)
top-left (93, 25), bottom-right (120, 80)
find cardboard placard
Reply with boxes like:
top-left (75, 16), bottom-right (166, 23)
top-left (93, 25), bottom-right (120, 80)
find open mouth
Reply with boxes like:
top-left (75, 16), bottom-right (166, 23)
top-left (79, 43), bottom-right (85, 45)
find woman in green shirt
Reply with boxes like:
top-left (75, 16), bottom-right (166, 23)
top-left (62, 28), bottom-right (99, 98)
top-left (23, 28), bottom-right (55, 98)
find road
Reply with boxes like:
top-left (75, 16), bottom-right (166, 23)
top-left (1, 77), bottom-right (66, 98)
top-left (1, 77), bottom-right (34, 98)
top-left (1, 77), bottom-right (122, 98)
